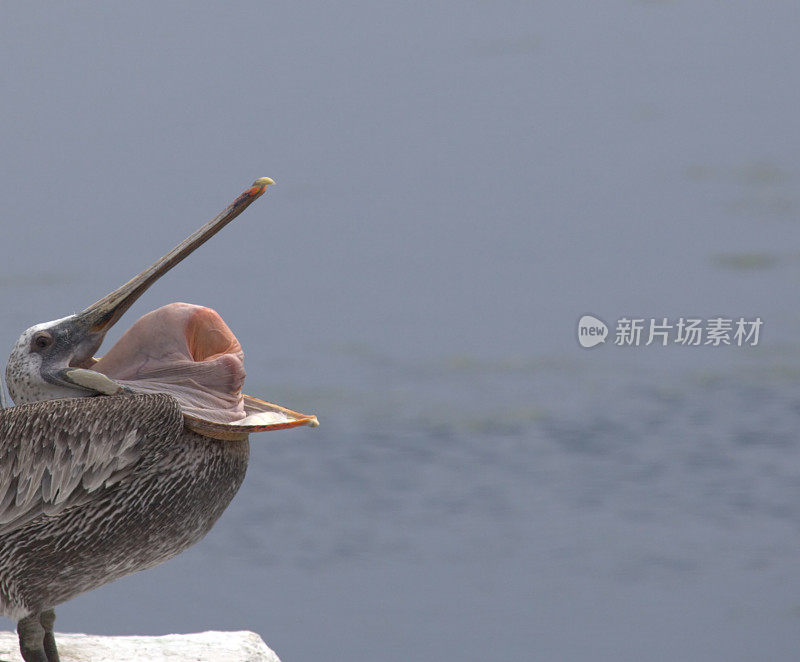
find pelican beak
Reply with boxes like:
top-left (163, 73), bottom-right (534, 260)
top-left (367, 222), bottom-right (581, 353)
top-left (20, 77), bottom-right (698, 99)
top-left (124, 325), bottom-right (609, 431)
top-left (65, 177), bottom-right (274, 371)
top-left (53, 367), bottom-right (125, 396)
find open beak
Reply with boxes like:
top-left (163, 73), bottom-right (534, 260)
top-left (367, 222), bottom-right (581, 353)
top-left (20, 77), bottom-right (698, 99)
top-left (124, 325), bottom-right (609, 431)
top-left (56, 176), bottom-right (317, 437)
top-left (69, 177), bottom-right (275, 366)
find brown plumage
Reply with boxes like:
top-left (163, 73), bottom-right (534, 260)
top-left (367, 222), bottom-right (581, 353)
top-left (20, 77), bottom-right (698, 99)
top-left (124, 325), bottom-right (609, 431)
top-left (0, 393), bottom-right (248, 617)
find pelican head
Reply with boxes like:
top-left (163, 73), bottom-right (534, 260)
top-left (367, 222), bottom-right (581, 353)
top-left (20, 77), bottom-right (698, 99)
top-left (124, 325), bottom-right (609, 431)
top-left (5, 177), bottom-right (275, 406)
top-left (5, 314), bottom-right (119, 404)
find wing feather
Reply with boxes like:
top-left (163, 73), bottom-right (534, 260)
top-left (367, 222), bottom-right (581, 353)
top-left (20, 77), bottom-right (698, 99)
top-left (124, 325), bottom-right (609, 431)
top-left (0, 393), bottom-right (183, 534)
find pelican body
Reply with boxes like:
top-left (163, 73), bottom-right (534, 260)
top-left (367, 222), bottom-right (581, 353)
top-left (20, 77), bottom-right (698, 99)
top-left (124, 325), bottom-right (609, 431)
top-left (0, 179), bottom-right (317, 662)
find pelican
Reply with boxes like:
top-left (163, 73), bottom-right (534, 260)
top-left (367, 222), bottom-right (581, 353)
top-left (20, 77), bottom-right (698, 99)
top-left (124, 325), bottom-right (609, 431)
top-left (0, 178), bottom-right (318, 662)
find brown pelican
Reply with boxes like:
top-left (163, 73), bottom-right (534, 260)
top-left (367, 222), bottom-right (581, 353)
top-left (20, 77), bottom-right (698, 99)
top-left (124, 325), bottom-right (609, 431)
top-left (0, 178), bottom-right (318, 662)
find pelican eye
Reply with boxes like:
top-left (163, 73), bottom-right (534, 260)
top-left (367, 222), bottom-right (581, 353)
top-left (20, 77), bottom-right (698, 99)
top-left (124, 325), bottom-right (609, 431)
top-left (31, 332), bottom-right (53, 351)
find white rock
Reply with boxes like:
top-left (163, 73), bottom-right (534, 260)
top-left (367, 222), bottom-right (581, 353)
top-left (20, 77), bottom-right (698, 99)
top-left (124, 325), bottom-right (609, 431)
top-left (0, 630), bottom-right (280, 662)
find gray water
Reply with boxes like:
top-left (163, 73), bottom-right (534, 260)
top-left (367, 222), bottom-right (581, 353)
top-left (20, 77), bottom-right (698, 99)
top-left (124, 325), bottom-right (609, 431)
top-left (1, 2), bottom-right (800, 660)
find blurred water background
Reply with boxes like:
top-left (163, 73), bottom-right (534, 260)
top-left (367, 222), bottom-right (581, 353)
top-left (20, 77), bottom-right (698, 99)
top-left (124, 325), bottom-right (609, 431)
top-left (2, 2), bottom-right (800, 660)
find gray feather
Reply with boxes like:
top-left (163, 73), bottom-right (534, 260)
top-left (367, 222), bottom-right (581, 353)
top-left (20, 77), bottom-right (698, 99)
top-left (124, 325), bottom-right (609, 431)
top-left (0, 393), bottom-right (182, 534)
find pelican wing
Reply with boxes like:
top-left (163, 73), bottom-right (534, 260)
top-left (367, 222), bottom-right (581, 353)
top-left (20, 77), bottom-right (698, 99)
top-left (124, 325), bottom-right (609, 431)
top-left (0, 393), bottom-right (183, 534)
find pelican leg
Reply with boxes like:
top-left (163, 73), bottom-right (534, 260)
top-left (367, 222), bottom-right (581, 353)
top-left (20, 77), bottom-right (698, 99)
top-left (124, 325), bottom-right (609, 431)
top-left (16, 615), bottom-right (47, 662)
top-left (39, 610), bottom-right (60, 662)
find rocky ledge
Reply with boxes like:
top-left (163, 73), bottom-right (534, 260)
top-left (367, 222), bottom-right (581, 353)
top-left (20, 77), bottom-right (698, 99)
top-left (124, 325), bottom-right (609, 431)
top-left (0, 630), bottom-right (280, 662)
